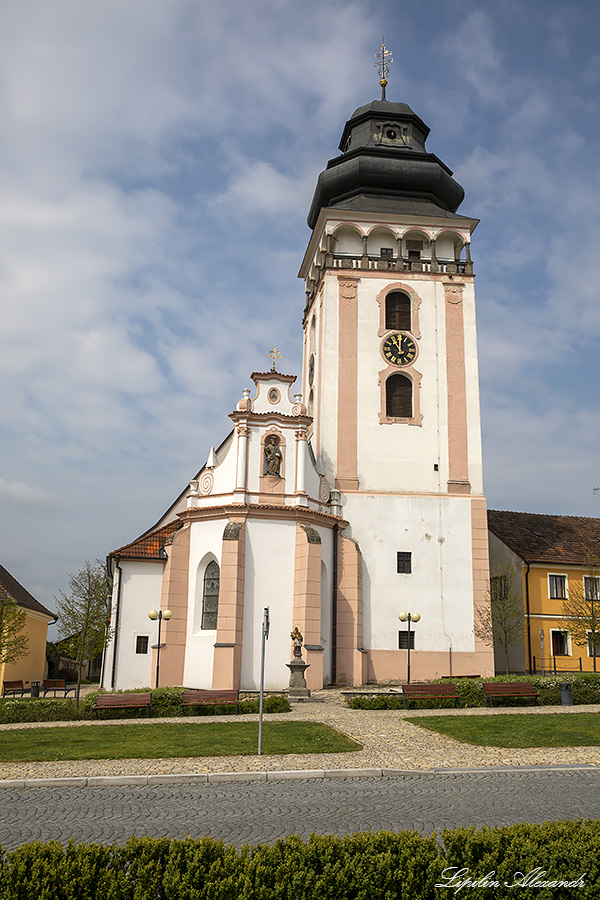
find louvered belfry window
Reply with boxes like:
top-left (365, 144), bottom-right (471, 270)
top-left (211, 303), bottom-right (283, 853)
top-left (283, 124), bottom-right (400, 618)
top-left (201, 561), bottom-right (220, 630)
top-left (386, 374), bottom-right (412, 418)
top-left (385, 291), bottom-right (411, 331)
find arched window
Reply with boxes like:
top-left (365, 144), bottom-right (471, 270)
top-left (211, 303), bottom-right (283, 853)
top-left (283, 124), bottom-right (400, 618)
top-left (385, 292), bottom-right (411, 331)
top-left (386, 374), bottom-right (412, 418)
top-left (201, 561), bottom-right (220, 630)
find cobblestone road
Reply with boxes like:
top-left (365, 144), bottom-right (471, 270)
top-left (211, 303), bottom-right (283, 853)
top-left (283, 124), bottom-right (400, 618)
top-left (1, 767), bottom-right (599, 851)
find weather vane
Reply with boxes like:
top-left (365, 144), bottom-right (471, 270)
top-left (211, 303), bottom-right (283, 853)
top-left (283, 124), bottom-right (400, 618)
top-left (268, 347), bottom-right (281, 372)
top-left (374, 38), bottom-right (393, 100)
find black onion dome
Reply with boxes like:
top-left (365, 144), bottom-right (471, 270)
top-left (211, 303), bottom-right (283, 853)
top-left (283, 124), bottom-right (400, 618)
top-left (307, 99), bottom-right (465, 229)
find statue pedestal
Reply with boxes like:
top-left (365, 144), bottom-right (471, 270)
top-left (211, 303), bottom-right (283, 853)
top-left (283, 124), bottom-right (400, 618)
top-left (287, 657), bottom-right (311, 699)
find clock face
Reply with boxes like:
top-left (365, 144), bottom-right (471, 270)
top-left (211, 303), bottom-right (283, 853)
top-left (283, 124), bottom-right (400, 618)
top-left (382, 333), bottom-right (417, 367)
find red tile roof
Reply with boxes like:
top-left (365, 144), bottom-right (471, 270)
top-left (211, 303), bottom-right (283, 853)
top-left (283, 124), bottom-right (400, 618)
top-left (0, 565), bottom-right (54, 618)
top-left (110, 520), bottom-right (183, 560)
top-left (488, 510), bottom-right (600, 566)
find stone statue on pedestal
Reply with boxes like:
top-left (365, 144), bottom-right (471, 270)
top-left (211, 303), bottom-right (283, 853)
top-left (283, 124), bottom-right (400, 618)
top-left (287, 625), bottom-right (310, 699)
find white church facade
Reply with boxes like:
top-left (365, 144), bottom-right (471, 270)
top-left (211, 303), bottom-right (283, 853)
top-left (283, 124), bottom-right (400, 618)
top-left (102, 90), bottom-right (494, 692)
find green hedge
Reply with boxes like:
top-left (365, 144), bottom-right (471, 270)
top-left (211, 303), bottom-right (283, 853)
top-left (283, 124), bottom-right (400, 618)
top-left (0, 690), bottom-right (290, 725)
top-left (346, 673), bottom-right (600, 710)
top-left (0, 822), bottom-right (598, 898)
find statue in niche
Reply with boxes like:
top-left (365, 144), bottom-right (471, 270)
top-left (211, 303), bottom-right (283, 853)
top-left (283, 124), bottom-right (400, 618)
top-left (264, 436), bottom-right (282, 476)
top-left (290, 626), bottom-right (304, 658)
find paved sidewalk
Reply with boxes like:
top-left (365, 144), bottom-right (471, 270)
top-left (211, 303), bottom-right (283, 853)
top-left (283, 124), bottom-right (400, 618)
top-left (1, 690), bottom-right (599, 783)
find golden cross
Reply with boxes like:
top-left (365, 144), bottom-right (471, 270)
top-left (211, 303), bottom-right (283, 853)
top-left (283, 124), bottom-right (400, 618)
top-left (374, 39), bottom-right (393, 100)
top-left (268, 347), bottom-right (281, 372)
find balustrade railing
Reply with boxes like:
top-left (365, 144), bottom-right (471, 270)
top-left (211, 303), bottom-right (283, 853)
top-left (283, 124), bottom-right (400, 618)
top-left (329, 254), bottom-right (472, 275)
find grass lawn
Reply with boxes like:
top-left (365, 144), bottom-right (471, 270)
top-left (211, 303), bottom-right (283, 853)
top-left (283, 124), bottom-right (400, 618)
top-left (0, 721), bottom-right (360, 762)
top-left (410, 712), bottom-right (600, 748)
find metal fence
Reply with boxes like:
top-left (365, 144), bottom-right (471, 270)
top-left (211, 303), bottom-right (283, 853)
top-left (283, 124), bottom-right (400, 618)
top-left (532, 656), bottom-right (583, 674)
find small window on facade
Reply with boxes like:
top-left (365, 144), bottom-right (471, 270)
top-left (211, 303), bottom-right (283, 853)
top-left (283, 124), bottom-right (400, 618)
top-left (551, 630), bottom-right (569, 656)
top-left (385, 291), bottom-right (411, 331)
top-left (587, 632), bottom-right (600, 657)
top-left (380, 247), bottom-right (393, 260)
top-left (202, 561), bottom-right (220, 630)
top-left (490, 575), bottom-right (508, 602)
top-left (135, 635), bottom-right (149, 655)
top-left (549, 575), bottom-right (567, 599)
top-left (584, 576), bottom-right (600, 601)
top-left (386, 374), bottom-right (412, 418)
top-left (397, 552), bottom-right (412, 574)
top-left (398, 630), bottom-right (415, 650)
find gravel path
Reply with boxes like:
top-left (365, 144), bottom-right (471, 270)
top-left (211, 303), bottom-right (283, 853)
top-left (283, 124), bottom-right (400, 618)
top-left (1, 691), bottom-right (599, 781)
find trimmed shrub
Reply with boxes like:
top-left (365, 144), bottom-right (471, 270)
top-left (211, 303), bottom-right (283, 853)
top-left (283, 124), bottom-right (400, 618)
top-left (0, 823), bottom-right (599, 898)
top-left (346, 695), bottom-right (405, 710)
top-left (0, 699), bottom-right (79, 724)
top-left (0, 689), bottom-right (291, 725)
top-left (345, 673), bottom-right (600, 710)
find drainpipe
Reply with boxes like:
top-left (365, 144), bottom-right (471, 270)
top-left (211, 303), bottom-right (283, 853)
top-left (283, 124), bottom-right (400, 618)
top-left (524, 561), bottom-right (532, 674)
top-left (332, 524), bottom-right (338, 684)
top-left (109, 554), bottom-right (123, 690)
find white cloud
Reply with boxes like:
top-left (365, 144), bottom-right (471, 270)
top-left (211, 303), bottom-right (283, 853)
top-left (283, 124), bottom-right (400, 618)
top-left (0, 478), bottom-right (57, 508)
top-left (0, 0), bottom-right (599, 613)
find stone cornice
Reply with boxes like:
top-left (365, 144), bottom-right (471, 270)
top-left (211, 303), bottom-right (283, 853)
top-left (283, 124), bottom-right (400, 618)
top-left (177, 503), bottom-right (348, 529)
top-left (229, 411), bottom-right (313, 427)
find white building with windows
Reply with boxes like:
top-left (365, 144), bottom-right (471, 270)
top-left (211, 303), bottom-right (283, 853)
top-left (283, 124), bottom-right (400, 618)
top-left (102, 90), bottom-right (494, 691)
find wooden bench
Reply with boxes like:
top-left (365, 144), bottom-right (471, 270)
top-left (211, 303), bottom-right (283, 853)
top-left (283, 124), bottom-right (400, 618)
top-left (91, 692), bottom-right (152, 720)
top-left (43, 679), bottom-right (74, 698)
top-left (401, 683), bottom-right (461, 710)
top-left (181, 690), bottom-right (239, 715)
top-left (483, 682), bottom-right (541, 707)
top-left (2, 680), bottom-right (25, 698)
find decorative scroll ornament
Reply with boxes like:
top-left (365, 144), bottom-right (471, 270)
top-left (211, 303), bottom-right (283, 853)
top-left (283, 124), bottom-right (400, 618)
top-left (199, 471), bottom-right (214, 495)
top-left (319, 475), bottom-right (331, 503)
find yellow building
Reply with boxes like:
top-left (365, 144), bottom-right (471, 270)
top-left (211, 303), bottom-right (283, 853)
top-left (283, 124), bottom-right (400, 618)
top-left (0, 564), bottom-right (55, 694)
top-left (488, 511), bottom-right (600, 675)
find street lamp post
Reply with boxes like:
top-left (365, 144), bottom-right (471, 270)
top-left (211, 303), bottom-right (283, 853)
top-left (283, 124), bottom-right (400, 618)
top-left (398, 611), bottom-right (421, 684)
top-left (148, 609), bottom-right (172, 689)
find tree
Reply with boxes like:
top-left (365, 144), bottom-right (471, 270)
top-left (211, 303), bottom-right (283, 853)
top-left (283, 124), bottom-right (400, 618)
top-left (0, 589), bottom-right (29, 667)
top-left (474, 558), bottom-right (525, 675)
top-left (559, 552), bottom-right (600, 673)
top-left (54, 559), bottom-right (113, 709)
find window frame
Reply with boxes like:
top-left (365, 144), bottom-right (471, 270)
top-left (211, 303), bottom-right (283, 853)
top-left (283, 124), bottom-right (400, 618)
top-left (584, 576), bottom-right (600, 602)
top-left (548, 573), bottom-right (567, 600)
top-left (397, 551), bottom-right (412, 574)
top-left (385, 291), bottom-right (411, 332)
top-left (201, 560), bottom-right (220, 631)
top-left (587, 631), bottom-right (600, 658)
top-left (398, 630), bottom-right (415, 650)
top-left (550, 628), bottom-right (570, 657)
top-left (135, 635), bottom-right (149, 655)
top-left (385, 372), bottom-right (413, 419)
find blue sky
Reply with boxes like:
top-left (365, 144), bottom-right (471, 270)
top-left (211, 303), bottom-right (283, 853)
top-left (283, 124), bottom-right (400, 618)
top-left (1, 0), bottom-right (599, 616)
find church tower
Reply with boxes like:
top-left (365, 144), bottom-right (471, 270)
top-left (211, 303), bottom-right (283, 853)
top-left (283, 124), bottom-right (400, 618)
top-left (299, 56), bottom-right (494, 681)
